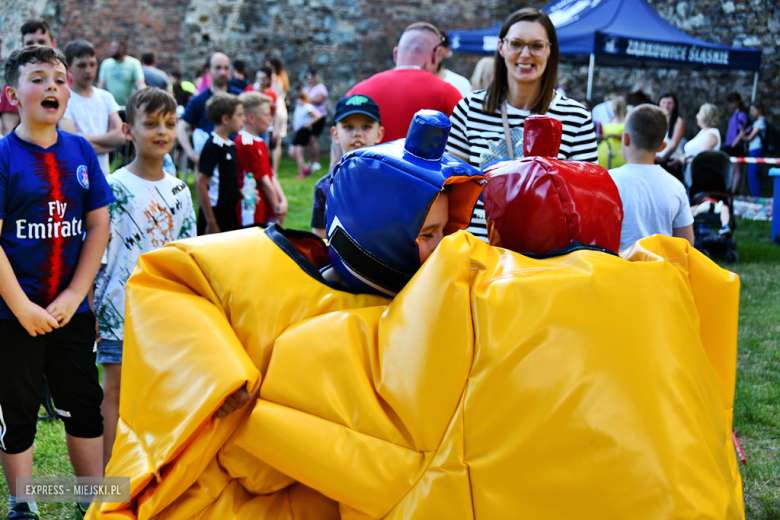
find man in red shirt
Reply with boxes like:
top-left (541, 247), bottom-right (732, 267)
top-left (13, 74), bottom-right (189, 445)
top-left (347, 22), bottom-right (463, 143)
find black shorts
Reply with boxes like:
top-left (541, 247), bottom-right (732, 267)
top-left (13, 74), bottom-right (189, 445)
top-left (0, 311), bottom-right (103, 454)
top-left (293, 128), bottom-right (312, 146)
top-left (310, 117), bottom-right (326, 137)
top-left (197, 202), bottom-right (241, 235)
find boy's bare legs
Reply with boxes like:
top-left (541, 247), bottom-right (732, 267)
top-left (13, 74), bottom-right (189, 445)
top-left (289, 144), bottom-right (307, 175)
top-left (100, 363), bottom-right (121, 470)
top-left (308, 135), bottom-right (320, 167)
top-left (0, 446), bottom-right (34, 496)
top-left (288, 144), bottom-right (297, 171)
top-left (66, 434), bottom-right (103, 478)
top-left (720, 205), bottom-right (731, 227)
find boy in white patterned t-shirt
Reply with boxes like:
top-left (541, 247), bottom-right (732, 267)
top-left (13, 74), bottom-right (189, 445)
top-left (93, 88), bottom-right (196, 469)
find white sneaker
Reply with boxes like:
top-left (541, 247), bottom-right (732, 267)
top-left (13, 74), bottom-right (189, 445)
top-left (311, 162), bottom-right (322, 171)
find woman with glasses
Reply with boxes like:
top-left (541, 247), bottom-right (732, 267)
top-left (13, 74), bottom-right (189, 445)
top-left (447, 8), bottom-right (597, 242)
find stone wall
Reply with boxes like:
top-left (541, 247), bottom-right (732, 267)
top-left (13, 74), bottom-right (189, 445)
top-left (57, 0), bottom-right (185, 69)
top-left (1, 0), bottom-right (777, 141)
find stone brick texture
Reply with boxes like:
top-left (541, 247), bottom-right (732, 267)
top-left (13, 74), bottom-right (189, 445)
top-left (1, 0), bottom-right (777, 144)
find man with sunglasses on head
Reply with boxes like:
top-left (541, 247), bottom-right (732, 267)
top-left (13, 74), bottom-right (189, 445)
top-left (347, 22), bottom-right (463, 143)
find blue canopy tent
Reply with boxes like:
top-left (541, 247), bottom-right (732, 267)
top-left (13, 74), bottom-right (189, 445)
top-left (447, 0), bottom-right (763, 101)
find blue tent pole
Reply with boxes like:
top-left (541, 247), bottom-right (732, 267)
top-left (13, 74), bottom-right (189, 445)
top-left (751, 72), bottom-right (758, 102)
top-left (587, 54), bottom-right (595, 102)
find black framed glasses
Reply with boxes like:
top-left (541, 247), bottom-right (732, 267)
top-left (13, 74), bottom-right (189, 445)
top-left (502, 38), bottom-right (551, 55)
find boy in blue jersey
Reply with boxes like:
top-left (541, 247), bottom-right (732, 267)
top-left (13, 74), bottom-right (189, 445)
top-left (0, 46), bottom-right (114, 520)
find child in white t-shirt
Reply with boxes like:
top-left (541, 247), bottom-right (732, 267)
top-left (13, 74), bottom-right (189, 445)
top-left (93, 88), bottom-right (196, 470)
top-left (288, 90), bottom-right (323, 179)
top-left (609, 104), bottom-right (694, 252)
top-left (60, 40), bottom-right (126, 176)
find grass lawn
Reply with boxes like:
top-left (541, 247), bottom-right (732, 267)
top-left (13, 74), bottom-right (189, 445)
top-left (1, 164), bottom-right (778, 517)
top-left (730, 219), bottom-right (780, 519)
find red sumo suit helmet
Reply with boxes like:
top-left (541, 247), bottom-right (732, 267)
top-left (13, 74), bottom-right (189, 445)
top-left (483, 115), bottom-right (623, 255)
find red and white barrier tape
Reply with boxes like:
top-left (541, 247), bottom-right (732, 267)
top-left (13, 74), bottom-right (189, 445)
top-left (729, 156), bottom-right (780, 165)
top-left (732, 430), bottom-right (747, 465)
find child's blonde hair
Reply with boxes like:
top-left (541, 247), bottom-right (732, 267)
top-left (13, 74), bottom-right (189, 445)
top-left (239, 91), bottom-right (273, 114)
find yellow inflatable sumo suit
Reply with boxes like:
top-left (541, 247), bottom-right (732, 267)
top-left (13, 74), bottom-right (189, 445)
top-left (89, 115), bottom-right (743, 519)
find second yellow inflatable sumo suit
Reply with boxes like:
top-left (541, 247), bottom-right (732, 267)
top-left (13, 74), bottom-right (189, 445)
top-left (88, 115), bottom-right (743, 519)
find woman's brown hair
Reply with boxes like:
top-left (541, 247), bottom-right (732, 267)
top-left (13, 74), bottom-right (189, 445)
top-left (267, 55), bottom-right (290, 94)
top-left (483, 8), bottom-right (559, 115)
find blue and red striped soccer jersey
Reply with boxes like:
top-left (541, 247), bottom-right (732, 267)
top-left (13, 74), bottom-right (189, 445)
top-left (0, 130), bottom-right (114, 319)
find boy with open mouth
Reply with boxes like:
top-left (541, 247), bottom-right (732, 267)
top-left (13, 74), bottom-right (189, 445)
top-left (0, 45), bottom-right (114, 520)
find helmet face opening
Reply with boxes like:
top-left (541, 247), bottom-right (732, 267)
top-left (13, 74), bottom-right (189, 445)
top-left (326, 111), bottom-right (485, 296)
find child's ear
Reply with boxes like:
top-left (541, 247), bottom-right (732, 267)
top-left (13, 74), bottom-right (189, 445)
top-left (5, 85), bottom-right (20, 108)
top-left (222, 114), bottom-right (230, 126)
top-left (376, 125), bottom-right (385, 143)
top-left (330, 126), bottom-right (339, 139)
top-left (656, 140), bottom-right (667, 153)
top-left (622, 132), bottom-right (630, 147)
top-left (122, 123), bottom-right (133, 141)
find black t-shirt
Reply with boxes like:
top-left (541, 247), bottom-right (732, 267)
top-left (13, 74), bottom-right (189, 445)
top-left (199, 133), bottom-right (239, 208)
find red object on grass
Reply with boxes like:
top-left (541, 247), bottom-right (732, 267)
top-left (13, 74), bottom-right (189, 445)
top-left (732, 430), bottom-right (747, 466)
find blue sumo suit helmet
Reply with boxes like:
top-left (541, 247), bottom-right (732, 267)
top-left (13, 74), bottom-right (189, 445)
top-left (325, 110), bottom-right (485, 297)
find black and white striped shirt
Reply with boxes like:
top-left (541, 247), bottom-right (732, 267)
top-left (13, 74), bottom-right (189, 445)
top-left (446, 90), bottom-right (598, 241)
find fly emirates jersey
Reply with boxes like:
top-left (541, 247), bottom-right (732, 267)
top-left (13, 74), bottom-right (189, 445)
top-left (0, 130), bottom-right (114, 318)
